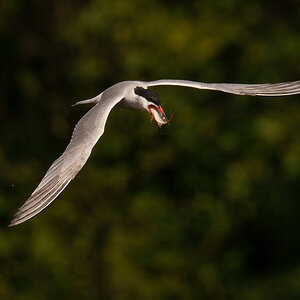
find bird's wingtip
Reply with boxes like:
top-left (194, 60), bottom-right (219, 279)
top-left (8, 219), bottom-right (18, 227)
top-left (8, 213), bottom-right (27, 226)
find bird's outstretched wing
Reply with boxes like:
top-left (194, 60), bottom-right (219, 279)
top-left (9, 94), bottom-right (122, 226)
top-left (146, 80), bottom-right (300, 96)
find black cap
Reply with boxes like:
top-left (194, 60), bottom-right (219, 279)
top-left (134, 86), bottom-right (161, 106)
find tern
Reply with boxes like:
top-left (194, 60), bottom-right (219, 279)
top-left (9, 79), bottom-right (300, 226)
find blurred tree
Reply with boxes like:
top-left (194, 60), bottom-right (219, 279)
top-left (0, 0), bottom-right (300, 299)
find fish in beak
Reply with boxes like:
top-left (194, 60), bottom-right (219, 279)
top-left (147, 104), bottom-right (173, 128)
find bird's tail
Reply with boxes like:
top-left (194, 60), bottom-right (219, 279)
top-left (72, 93), bottom-right (102, 107)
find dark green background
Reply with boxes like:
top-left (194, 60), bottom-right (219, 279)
top-left (1, 0), bottom-right (300, 299)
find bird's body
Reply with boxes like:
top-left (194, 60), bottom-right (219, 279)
top-left (9, 79), bottom-right (300, 226)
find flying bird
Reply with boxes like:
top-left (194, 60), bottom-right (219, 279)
top-left (9, 79), bottom-right (300, 226)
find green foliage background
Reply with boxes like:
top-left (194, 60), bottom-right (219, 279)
top-left (1, 0), bottom-right (300, 299)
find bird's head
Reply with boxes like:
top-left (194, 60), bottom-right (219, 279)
top-left (134, 86), bottom-right (172, 127)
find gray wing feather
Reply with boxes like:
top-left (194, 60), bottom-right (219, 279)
top-left (146, 79), bottom-right (300, 96)
top-left (9, 94), bottom-right (121, 226)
